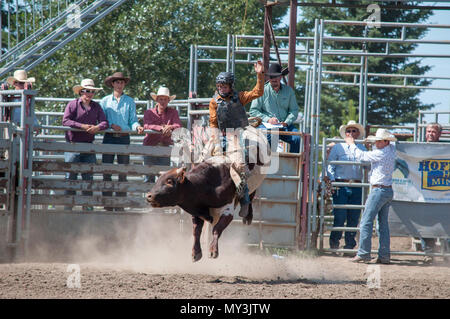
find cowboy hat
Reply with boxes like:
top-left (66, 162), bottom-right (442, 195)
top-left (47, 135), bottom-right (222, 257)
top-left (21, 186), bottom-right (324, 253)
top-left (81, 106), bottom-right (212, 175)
top-left (150, 87), bottom-right (176, 101)
top-left (7, 70), bottom-right (35, 86)
top-left (72, 79), bottom-right (103, 95)
top-left (266, 63), bottom-right (289, 78)
top-left (104, 72), bottom-right (130, 88)
top-left (365, 128), bottom-right (397, 142)
top-left (339, 120), bottom-right (365, 139)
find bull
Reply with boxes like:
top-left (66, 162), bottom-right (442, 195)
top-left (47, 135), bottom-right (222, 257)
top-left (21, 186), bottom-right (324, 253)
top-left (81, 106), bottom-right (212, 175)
top-left (146, 126), bottom-right (270, 262)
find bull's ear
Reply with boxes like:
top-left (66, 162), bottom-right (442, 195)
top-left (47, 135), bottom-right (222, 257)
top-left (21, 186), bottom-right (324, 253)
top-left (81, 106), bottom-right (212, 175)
top-left (159, 170), bottom-right (168, 176)
top-left (176, 167), bottom-right (186, 183)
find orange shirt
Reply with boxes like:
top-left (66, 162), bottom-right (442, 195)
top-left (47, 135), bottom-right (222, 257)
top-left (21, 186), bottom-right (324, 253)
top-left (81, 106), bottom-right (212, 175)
top-left (209, 72), bottom-right (265, 128)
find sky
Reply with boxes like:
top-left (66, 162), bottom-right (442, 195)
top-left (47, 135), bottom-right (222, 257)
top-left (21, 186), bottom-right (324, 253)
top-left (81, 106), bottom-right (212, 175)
top-left (282, 2), bottom-right (450, 125)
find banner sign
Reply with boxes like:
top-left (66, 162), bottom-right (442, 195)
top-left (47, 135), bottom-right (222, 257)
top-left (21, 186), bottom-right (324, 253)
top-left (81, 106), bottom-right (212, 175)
top-left (392, 142), bottom-right (450, 203)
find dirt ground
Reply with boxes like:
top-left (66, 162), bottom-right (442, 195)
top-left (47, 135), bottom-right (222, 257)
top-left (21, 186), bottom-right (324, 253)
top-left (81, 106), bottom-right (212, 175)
top-left (0, 234), bottom-right (449, 299)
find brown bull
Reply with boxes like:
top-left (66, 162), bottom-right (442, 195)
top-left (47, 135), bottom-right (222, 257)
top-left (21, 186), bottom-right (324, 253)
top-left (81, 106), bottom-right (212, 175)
top-left (146, 161), bottom-right (260, 262)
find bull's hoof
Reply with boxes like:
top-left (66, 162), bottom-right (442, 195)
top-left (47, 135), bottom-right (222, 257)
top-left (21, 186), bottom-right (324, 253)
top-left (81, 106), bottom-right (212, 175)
top-left (192, 251), bottom-right (202, 262)
top-left (209, 250), bottom-right (219, 259)
top-left (242, 210), bottom-right (253, 225)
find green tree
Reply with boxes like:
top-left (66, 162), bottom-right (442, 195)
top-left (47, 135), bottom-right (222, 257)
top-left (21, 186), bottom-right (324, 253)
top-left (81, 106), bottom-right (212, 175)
top-left (289, 1), bottom-right (435, 135)
top-left (31, 0), bottom-right (287, 114)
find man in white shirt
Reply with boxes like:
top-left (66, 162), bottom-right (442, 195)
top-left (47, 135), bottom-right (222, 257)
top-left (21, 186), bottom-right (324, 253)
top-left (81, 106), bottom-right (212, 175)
top-left (346, 128), bottom-right (397, 264)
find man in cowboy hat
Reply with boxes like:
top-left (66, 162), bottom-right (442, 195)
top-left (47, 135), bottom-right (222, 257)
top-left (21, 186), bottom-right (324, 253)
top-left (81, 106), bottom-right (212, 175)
top-left (420, 122), bottom-right (446, 263)
top-left (249, 63), bottom-right (300, 153)
top-left (100, 72), bottom-right (144, 211)
top-left (208, 60), bottom-right (265, 219)
top-left (325, 120), bottom-right (367, 254)
top-left (62, 79), bottom-right (108, 211)
top-left (142, 86), bottom-right (182, 183)
top-left (346, 128), bottom-right (397, 264)
top-left (2, 69), bottom-right (38, 126)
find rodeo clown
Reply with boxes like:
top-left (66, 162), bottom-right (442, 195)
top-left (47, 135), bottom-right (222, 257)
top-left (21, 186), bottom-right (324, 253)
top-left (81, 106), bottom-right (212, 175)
top-left (208, 61), bottom-right (265, 218)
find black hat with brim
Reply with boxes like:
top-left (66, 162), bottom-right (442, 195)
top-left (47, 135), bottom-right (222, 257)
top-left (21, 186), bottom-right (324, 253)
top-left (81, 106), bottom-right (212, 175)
top-left (267, 63), bottom-right (289, 78)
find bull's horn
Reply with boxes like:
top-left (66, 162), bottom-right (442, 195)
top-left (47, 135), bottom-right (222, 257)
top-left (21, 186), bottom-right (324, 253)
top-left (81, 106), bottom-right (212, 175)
top-left (176, 166), bottom-right (186, 175)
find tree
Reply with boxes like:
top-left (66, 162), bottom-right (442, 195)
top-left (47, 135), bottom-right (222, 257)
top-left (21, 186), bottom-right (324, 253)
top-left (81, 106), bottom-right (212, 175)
top-left (31, 0), bottom-right (288, 114)
top-left (285, 1), bottom-right (435, 135)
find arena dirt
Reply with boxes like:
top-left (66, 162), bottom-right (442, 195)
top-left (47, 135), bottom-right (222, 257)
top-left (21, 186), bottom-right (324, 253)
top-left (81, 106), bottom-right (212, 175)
top-left (0, 215), bottom-right (449, 299)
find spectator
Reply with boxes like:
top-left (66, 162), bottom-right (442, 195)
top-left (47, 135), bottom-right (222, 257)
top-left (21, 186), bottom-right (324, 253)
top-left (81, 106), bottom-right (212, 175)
top-left (209, 61), bottom-right (264, 218)
top-left (142, 87), bottom-right (182, 183)
top-left (325, 121), bottom-right (367, 255)
top-left (3, 70), bottom-right (39, 130)
top-left (100, 72), bottom-right (144, 211)
top-left (62, 79), bottom-right (108, 211)
top-left (421, 122), bottom-right (444, 263)
top-left (249, 63), bottom-right (300, 153)
top-left (349, 128), bottom-right (397, 264)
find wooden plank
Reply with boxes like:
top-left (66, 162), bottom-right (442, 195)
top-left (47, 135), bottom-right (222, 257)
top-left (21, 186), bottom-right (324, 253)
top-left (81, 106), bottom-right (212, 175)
top-left (33, 141), bottom-right (173, 157)
top-left (32, 161), bottom-right (172, 175)
top-left (32, 179), bottom-right (154, 192)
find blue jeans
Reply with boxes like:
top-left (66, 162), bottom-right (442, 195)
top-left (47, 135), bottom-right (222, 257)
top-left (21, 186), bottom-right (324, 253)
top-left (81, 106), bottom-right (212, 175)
top-left (143, 155), bottom-right (170, 183)
top-left (64, 151), bottom-right (96, 196)
top-left (220, 133), bottom-right (250, 206)
top-left (420, 238), bottom-right (436, 253)
top-left (257, 124), bottom-right (300, 153)
top-left (329, 186), bottom-right (362, 249)
top-left (102, 134), bottom-right (130, 197)
top-left (357, 187), bottom-right (393, 260)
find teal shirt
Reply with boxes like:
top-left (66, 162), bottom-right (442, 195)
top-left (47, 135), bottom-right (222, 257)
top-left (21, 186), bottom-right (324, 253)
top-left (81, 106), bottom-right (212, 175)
top-left (249, 82), bottom-right (299, 126)
top-left (100, 93), bottom-right (140, 131)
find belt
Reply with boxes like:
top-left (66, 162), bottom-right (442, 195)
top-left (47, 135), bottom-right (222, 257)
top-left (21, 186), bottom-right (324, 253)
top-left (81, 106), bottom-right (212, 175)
top-left (372, 184), bottom-right (392, 188)
top-left (107, 132), bottom-right (129, 138)
top-left (335, 179), bottom-right (361, 183)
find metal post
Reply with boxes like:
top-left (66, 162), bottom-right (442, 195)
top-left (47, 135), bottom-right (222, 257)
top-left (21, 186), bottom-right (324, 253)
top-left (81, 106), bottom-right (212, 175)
top-left (189, 44), bottom-right (194, 96)
top-left (306, 19), bottom-right (319, 250)
top-left (288, 0), bottom-right (297, 89)
top-left (311, 19), bottom-right (325, 245)
top-left (226, 34), bottom-right (231, 72)
top-left (263, 5), bottom-right (272, 81)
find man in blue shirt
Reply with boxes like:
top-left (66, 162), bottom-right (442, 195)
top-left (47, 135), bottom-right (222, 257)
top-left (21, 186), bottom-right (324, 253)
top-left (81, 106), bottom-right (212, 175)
top-left (325, 120), bottom-right (367, 253)
top-left (101, 72), bottom-right (144, 211)
top-left (249, 63), bottom-right (300, 153)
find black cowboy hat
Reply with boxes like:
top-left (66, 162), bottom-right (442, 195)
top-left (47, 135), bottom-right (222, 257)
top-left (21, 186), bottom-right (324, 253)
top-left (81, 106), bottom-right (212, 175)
top-left (104, 72), bottom-right (130, 88)
top-left (266, 63), bottom-right (289, 78)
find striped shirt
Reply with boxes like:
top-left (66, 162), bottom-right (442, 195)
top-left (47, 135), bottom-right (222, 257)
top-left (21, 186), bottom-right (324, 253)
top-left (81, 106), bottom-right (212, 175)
top-left (327, 142), bottom-right (367, 181)
top-left (350, 143), bottom-right (396, 186)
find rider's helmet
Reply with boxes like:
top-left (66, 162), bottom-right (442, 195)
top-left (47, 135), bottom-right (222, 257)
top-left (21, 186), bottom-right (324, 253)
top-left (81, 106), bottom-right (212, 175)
top-left (215, 72), bottom-right (235, 98)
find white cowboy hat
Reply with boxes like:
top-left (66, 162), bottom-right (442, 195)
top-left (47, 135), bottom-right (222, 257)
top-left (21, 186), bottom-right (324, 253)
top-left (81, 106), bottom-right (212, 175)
top-left (150, 87), bottom-right (176, 101)
top-left (72, 79), bottom-right (103, 95)
top-left (339, 120), bottom-right (365, 139)
top-left (365, 128), bottom-right (397, 142)
top-left (7, 70), bottom-right (36, 86)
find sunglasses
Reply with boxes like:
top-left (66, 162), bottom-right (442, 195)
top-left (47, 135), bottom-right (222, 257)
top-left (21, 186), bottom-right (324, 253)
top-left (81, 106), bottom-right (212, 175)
top-left (346, 129), bottom-right (358, 133)
top-left (80, 89), bottom-right (96, 94)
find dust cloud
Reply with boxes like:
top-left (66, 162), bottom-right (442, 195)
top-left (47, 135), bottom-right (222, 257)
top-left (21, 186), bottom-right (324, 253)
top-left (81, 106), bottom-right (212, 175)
top-left (29, 211), bottom-right (352, 284)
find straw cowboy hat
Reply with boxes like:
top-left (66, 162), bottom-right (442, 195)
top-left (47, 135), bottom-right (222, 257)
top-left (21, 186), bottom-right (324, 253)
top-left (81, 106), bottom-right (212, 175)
top-left (365, 128), bottom-right (397, 143)
top-left (104, 72), bottom-right (130, 88)
top-left (150, 87), bottom-right (176, 101)
top-left (7, 70), bottom-right (35, 86)
top-left (339, 120), bottom-right (366, 139)
top-left (72, 79), bottom-right (102, 95)
top-left (266, 63), bottom-right (289, 78)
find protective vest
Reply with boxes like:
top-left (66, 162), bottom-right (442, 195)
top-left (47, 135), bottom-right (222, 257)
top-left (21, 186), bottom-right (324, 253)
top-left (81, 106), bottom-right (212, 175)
top-left (215, 91), bottom-right (249, 131)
